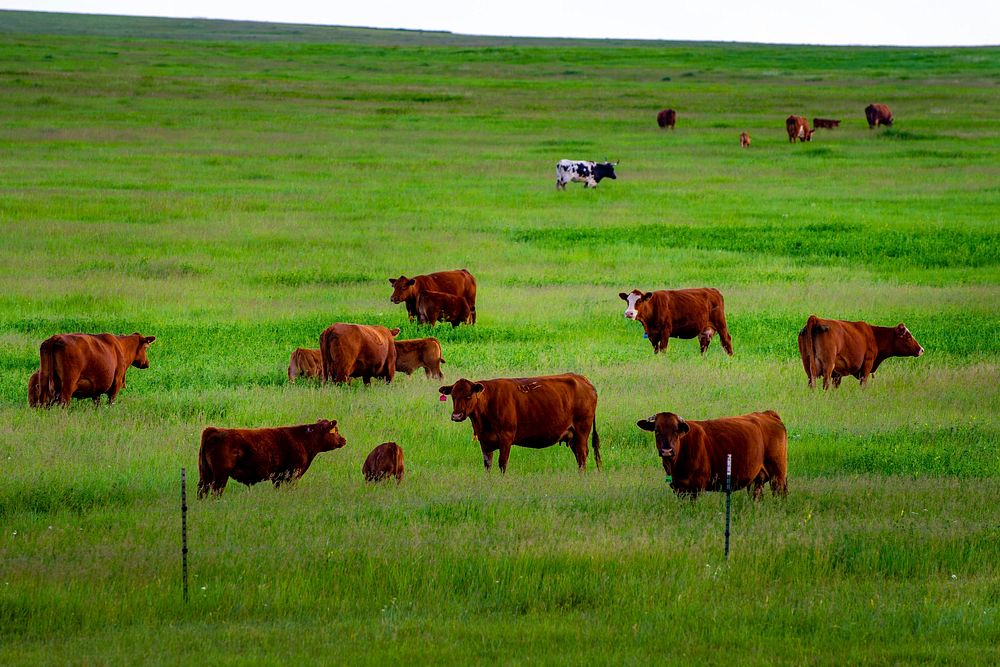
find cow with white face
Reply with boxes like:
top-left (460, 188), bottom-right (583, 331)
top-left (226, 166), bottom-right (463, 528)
top-left (619, 288), bottom-right (734, 356)
top-left (556, 160), bottom-right (618, 190)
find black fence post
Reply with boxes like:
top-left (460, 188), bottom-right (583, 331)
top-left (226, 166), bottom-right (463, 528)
top-left (181, 467), bottom-right (189, 603)
top-left (724, 454), bottom-right (732, 561)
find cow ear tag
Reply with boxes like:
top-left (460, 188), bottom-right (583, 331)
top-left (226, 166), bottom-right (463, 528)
top-left (439, 394), bottom-right (447, 401)
top-left (643, 332), bottom-right (649, 339)
top-left (665, 475), bottom-right (672, 484)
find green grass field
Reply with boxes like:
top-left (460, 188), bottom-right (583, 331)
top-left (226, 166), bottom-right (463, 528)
top-left (1, 10), bottom-right (998, 664)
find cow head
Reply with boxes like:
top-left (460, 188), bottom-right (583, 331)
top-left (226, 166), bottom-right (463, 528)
top-left (637, 412), bottom-right (689, 472)
top-left (308, 419), bottom-right (347, 451)
top-left (388, 276), bottom-right (418, 304)
top-left (439, 378), bottom-right (485, 422)
top-left (619, 289), bottom-right (652, 321)
top-left (804, 129), bottom-right (815, 142)
top-left (130, 334), bottom-right (156, 369)
top-left (594, 161), bottom-right (617, 182)
top-left (892, 323), bottom-right (924, 357)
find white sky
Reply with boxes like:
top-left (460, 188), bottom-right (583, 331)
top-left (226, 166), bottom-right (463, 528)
top-left (1, 1), bottom-right (998, 46)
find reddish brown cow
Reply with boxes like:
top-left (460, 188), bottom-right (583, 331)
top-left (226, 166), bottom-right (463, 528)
top-left (197, 419), bottom-right (346, 498)
top-left (362, 442), bottom-right (405, 483)
top-left (389, 269), bottom-right (477, 324)
top-left (34, 332), bottom-right (155, 407)
top-left (320, 323), bottom-right (399, 385)
top-left (417, 290), bottom-right (472, 327)
top-left (813, 118), bottom-right (840, 129)
top-left (798, 315), bottom-right (924, 390)
top-left (395, 338), bottom-right (445, 379)
top-left (786, 115), bottom-right (814, 143)
top-left (28, 370), bottom-right (43, 407)
top-left (439, 373), bottom-right (600, 473)
top-left (657, 109), bottom-right (677, 129)
top-left (288, 347), bottom-right (323, 382)
top-left (865, 103), bottom-right (893, 128)
top-left (739, 132), bottom-right (751, 148)
top-left (637, 410), bottom-right (788, 500)
top-left (620, 288), bottom-right (733, 356)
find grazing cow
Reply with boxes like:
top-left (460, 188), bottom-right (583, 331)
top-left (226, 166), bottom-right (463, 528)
top-left (786, 115), bottom-right (814, 143)
top-left (417, 290), bottom-right (472, 327)
top-left (34, 332), bottom-right (155, 407)
top-left (288, 347), bottom-right (323, 382)
top-left (389, 269), bottom-right (477, 324)
top-left (865, 103), bottom-right (893, 128)
top-left (28, 370), bottom-right (43, 407)
top-left (362, 442), bottom-right (405, 483)
top-left (797, 315), bottom-right (924, 390)
top-left (439, 373), bottom-right (600, 473)
top-left (197, 419), bottom-right (346, 498)
top-left (637, 410), bottom-right (788, 500)
top-left (657, 109), bottom-right (677, 129)
top-left (556, 159), bottom-right (618, 190)
top-left (813, 118), bottom-right (841, 129)
top-left (395, 338), bottom-right (445, 379)
top-left (620, 288), bottom-right (733, 356)
top-left (739, 132), bottom-right (751, 148)
top-left (319, 323), bottom-right (399, 385)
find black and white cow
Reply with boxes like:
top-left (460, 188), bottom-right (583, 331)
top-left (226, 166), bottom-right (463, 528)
top-left (556, 160), bottom-right (618, 190)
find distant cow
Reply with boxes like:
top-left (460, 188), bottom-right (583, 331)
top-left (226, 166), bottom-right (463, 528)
top-left (439, 373), bottom-right (600, 473)
top-left (865, 103), bottom-right (893, 128)
top-left (395, 338), bottom-right (445, 379)
top-left (797, 315), bottom-right (924, 390)
top-left (657, 109), bottom-right (677, 129)
top-left (417, 290), bottom-right (471, 327)
top-left (34, 332), bottom-right (155, 407)
top-left (637, 410), bottom-right (788, 500)
top-left (389, 269), bottom-right (477, 324)
top-left (197, 419), bottom-right (347, 498)
top-left (786, 115), bottom-right (814, 143)
top-left (813, 118), bottom-right (840, 129)
top-left (362, 442), bottom-right (405, 483)
top-left (556, 160), bottom-right (618, 190)
top-left (28, 370), bottom-right (43, 407)
top-left (288, 347), bottom-right (323, 382)
top-left (739, 132), bottom-right (751, 148)
top-left (620, 288), bottom-right (733, 356)
top-left (320, 323), bottom-right (399, 385)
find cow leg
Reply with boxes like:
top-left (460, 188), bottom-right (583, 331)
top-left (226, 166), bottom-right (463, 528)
top-left (698, 328), bottom-right (715, 355)
top-left (362, 375), bottom-right (372, 386)
top-left (571, 432), bottom-right (589, 471)
top-left (481, 446), bottom-right (494, 472)
top-left (858, 358), bottom-right (875, 388)
top-left (497, 441), bottom-right (513, 474)
top-left (832, 375), bottom-right (843, 389)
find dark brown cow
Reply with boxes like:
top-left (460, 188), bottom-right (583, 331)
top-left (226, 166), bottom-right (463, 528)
top-left (34, 332), bottom-right (155, 407)
top-left (739, 132), bottom-right (751, 148)
top-left (637, 410), bottom-right (788, 500)
top-left (320, 323), bottom-right (399, 385)
top-left (813, 118), bottom-right (841, 129)
top-left (389, 269), bottom-right (477, 324)
top-left (395, 338), bottom-right (445, 379)
top-left (197, 419), bottom-right (346, 498)
top-left (439, 373), bottom-right (600, 473)
top-left (786, 115), bottom-right (814, 143)
top-left (417, 290), bottom-right (472, 327)
top-left (288, 347), bottom-right (323, 382)
top-left (28, 370), bottom-right (43, 407)
top-left (865, 103), bottom-right (893, 128)
top-left (657, 109), bottom-right (676, 129)
top-left (798, 315), bottom-right (924, 390)
top-left (620, 288), bottom-right (733, 356)
top-left (362, 442), bottom-right (405, 483)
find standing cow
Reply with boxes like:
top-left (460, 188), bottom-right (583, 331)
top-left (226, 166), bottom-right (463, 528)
top-left (556, 160), bottom-right (618, 190)
top-left (798, 315), bottom-right (923, 390)
top-left (865, 103), bottom-right (893, 128)
top-left (389, 269), bottom-right (477, 324)
top-left (620, 288), bottom-right (733, 356)
top-left (34, 332), bottom-right (156, 407)
top-left (416, 290), bottom-right (472, 327)
top-left (288, 347), bottom-right (323, 382)
top-left (739, 132), bottom-right (751, 148)
top-left (786, 115), bottom-right (814, 143)
top-left (657, 109), bottom-right (677, 129)
top-left (394, 338), bottom-right (445, 379)
top-left (320, 323), bottom-right (399, 385)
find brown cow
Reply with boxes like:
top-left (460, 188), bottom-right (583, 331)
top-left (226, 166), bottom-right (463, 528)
top-left (786, 115), bottom-right (814, 143)
top-left (439, 373), bottom-right (600, 473)
top-left (637, 410), bottom-right (788, 500)
top-left (865, 103), bottom-right (893, 128)
top-left (320, 323), bottom-right (399, 385)
top-left (395, 338), bottom-right (445, 379)
top-left (798, 315), bottom-right (924, 390)
top-left (288, 347), bottom-right (323, 382)
top-left (197, 419), bottom-right (346, 498)
top-left (34, 332), bottom-right (155, 407)
top-left (362, 442), bottom-right (405, 483)
top-left (620, 288), bottom-right (733, 356)
top-left (389, 269), bottom-right (477, 324)
top-left (813, 118), bottom-right (841, 129)
top-left (28, 370), bottom-right (43, 407)
top-left (739, 132), bottom-right (751, 148)
top-left (417, 290), bottom-right (472, 327)
top-left (657, 109), bottom-right (676, 129)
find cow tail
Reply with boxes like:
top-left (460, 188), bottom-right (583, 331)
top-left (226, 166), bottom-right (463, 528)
top-left (288, 350), bottom-right (299, 383)
top-left (38, 336), bottom-right (62, 406)
top-left (197, 431), bottom-right (211, 498)
top-left (592, 419), bottom-right (602, 469)
top-left (799, 315), bottom-right (827, 384)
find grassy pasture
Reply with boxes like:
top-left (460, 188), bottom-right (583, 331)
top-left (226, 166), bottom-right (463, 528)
top-left (1, 11), bottom-right (999, 664)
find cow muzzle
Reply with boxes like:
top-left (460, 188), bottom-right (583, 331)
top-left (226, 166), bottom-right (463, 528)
top-left (451, 412), bottom-right (467, 422)
top-left (624, 311), bottom-right (637, 320)
top-left (917, 347), bottom-right (925, 357)
top-left (390, 297), bottom-right (401, 304)
top-left (659, 447), bottom-right (674, 458)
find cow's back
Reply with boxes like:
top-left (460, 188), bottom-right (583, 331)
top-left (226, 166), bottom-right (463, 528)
top-left (484, 374), bottom-right (596, 444)
top-left (418, 270), bottom-right (477, 307)
top-left (658, 288), bottom-right (723, 335)
top-left (321, 323), bottom-right (395, 381)
top-left (40, 333), bottom-right (123, 399)
top-left (682, 416), bottom-right (767, 491)
top-left (811, 318), bottom-right (874, 369)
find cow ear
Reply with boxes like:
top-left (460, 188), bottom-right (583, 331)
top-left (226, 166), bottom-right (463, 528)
top-left (438, 385), bottom-right (453, 395)
top-left (640, 292), bottom-right (653, 303)
top-left (618, 292), bottom-right (628, 301)
top-left (895, 323), bottom-right (907, 335)
top-left (388, 278), bottom-right (397, 285)
top-left (389, 328), bottom-right (401, 337)
top-left (143, 336), bottom-right (156, 345)
top-left (677, 420), bottom-right (690, 434)
top-left (407, 279), bottom-right (416, 287)
top-left (636, 419), bottom-right (655, 432)
top-left (471, 383), bottom-right (485, 394)
top-left (327, 420), bottom-right (338, 430)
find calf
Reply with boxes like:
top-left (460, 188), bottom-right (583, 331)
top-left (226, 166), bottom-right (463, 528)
top-left (556, 160), bottom-right (618, 190)
top-left (798, 315), bottom-right (924, 390)
top-left (440, 373), bottom-right (600, 473)
top-left (197, 419), bottom-right (346, 498)
top-left (739, 132), bottom-right (751, 148)
top-left (620, 288), bottom-right (733, 356)
top-left (362, 442), bottom-right (405, 483)
top-left (786, 115), bottom-right (814, 143)
top-left (395, 338), bottom-right (445, 379)
top-left (865, 103), bottom-right (893, 128)
top-left (35, 332), bottom-right (155, 407)
top-left (417, 290), bottom-right (471, 327)
top-left (813, 118), bottom-right (841, 129)
top-left (320, 323), bottom-right (399, 385)
top-left (637, 411), bottom-right (788, 500)
top-left (288, 347), bottom-right (323, 382)
top-left (657, 109), bottom-right (677, 129)
top-left (389, 269), bottom-right (477, 324)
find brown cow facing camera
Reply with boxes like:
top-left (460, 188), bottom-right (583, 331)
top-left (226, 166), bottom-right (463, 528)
top-left (786, 115), bottom-right (814, 143)
top-left (739, 132), bottom-right (751, 148)
top-left (389, 269), bottom-right (477, 324)
top-left (197, 419), bottom-right (347, 498)
top-left (657, 108), bottom-right (676, 129)
top-left (637, 411), bottom-right (788, 500)
top-left (620, 288), bottom-right (733, 356)
top-left (320, 323), bottom-right (399, 385)
top-left (865, 103), bottom-right (893, 128)
top-left (395, 338), bottom-right (445, 379)
top-left (363, 442), bottom-right (405, 483)
top-left (34, 332), bottom-right (155, 407)
top-left (798, 315), bottom-right (924, 390)
top-left (288, 347), bottom-right (323, 382)
top-left (417, 290), bottom-right (472, 327)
